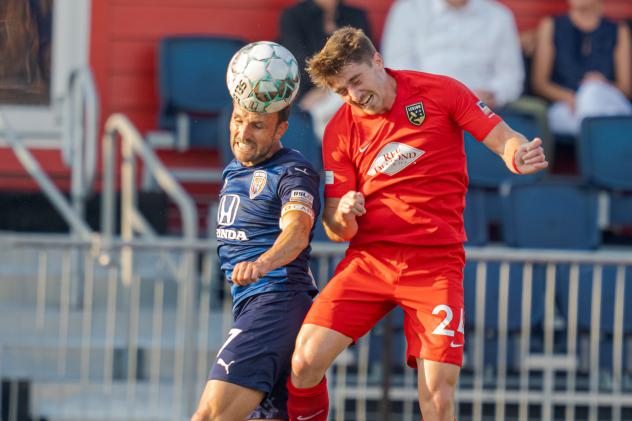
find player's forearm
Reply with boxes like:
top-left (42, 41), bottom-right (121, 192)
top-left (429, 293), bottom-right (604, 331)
top-left (256, 219), bottom-right (310, 271)
top-left (323, 212), bottom-right (358, 242)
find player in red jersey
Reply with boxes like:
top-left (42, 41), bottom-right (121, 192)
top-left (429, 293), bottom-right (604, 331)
top-left (285, 27), bottom-right (548, 421)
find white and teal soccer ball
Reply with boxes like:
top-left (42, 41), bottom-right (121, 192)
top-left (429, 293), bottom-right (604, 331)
top-left (226, 41), bottom-right (300, 113)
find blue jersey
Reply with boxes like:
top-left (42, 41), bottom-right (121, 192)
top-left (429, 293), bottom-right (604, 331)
top-left (217, 148), bottom-right (321, 307)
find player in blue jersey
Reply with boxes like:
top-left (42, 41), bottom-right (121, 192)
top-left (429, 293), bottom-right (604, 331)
top-left (191, 101), bottom-right (321, 421)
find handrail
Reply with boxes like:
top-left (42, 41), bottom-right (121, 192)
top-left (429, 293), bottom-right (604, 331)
top-left (100, 113), bottom-right (198, 264)
top-left (62, 68), bottom-right (99, 218)
top-left (0, 110), bottom-right (93, 239)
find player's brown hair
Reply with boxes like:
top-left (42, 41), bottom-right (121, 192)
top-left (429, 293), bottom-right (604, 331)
top-left (306, 27), bottom-right (377, 89)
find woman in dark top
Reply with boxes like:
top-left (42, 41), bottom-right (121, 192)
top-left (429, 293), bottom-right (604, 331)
top-left (532, 0), bottom-right (631, 135)
top-left (279, 0), bottom-right (373, 140)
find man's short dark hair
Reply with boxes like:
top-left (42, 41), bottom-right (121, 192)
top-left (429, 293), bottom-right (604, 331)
top-left (306, 27), bottom-right (377, 89)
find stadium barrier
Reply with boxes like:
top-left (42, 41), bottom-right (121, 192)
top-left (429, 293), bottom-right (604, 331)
top-left (0, 235), bottom-right (631, 421)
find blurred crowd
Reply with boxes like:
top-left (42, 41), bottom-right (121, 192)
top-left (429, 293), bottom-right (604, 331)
top-left (280, 0), bottom-right (632, 173)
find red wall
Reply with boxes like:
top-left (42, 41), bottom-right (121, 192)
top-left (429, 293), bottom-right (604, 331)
top-left (90, 0), bottom-right (632, 137)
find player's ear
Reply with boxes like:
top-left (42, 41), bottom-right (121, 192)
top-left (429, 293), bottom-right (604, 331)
top-left (275, 120), bottom-right (289, 140)
top-left (373, 52), bottom-right (384, 69)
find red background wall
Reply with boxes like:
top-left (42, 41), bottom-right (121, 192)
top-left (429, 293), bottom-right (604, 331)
top-left (90, 0), bottom-right (632, 138)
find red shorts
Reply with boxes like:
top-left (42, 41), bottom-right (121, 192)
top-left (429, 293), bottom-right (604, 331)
top-left (304, 242), bottom-right (465, 367)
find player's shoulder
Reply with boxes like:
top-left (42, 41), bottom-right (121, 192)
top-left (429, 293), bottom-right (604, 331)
top-left (277, 149), bottom-right (320, 179)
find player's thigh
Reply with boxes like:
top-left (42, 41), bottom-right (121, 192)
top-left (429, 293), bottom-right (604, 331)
top-left (294, 323), bottom-right (354, 370)
top-left (303, 245), bottom-right (397, 342)
top-left (194, 379), bottom-right (265, 420)
top-left (416, 358), bottom-right (460, 399)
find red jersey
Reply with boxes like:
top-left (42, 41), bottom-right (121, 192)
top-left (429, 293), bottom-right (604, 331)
top-left (322, 69), bottom-right (502, 246)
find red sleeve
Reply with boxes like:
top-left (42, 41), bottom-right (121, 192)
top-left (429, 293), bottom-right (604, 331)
top-left (448, 78), bottom-right (503, 141)
top-left (322, 116), bottom-right (356, 199)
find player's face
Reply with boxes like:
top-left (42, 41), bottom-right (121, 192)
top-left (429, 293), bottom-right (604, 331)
top-left (328, 52), bottom-right (396, 115)
top-left (229, 105), bottom-right (288, 166)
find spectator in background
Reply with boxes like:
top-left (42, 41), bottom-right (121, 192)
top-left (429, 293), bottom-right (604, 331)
top-left (532, 0), bottom-right (632, 136)
top-left (382, 0), bottom-right (524, 110)
top-left (279, 0), bottom-right (372, 140)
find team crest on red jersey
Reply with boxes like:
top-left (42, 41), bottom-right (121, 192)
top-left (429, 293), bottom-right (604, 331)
top-left (405, 101), bottom-right (426, 126)
top-left (249, 170), bottom-right (267, 199)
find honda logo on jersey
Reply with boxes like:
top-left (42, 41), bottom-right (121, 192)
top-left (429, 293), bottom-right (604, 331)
top-left (367, 142), bottom-right (425, 176)
top-left (217, 194), bottom-right (240, 226)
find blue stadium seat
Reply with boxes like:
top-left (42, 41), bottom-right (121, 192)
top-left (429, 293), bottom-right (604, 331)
top-left (500, 180), bottom-right (600, 249)
top-left (556, 264), bottom-right (632, 334)
top-left (555, 263), bottom-right (632, 372)
top-left (465, 110), bottom-right (544, 227)
top-left (463, 261), bottom-right (547, 371)
top-left (465, 110), bottom-right (542, 189)
top-left (579, 116), bottom-right (632, 227)
top-left (579, 116), bottom-right (632, 190)
top-left (464, 188), bottom-right (488, 246)
top-left (158, 36), bottom-right (245, 149)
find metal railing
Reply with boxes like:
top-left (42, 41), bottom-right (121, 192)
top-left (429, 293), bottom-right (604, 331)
top-left (62, 67), bottom-right (99, 222)
top-left (1, 234), bottom-right (632, 421)
top-left (0, 110), bottom-right (92, 239)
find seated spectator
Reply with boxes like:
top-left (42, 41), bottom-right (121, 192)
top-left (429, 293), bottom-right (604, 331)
top-left (532, 0), bottom-right (632, 136)
top-left (381, 0), bottom-right (556, 163)
top-left (381, 0), bottom-right (524, 109)
top-left (279, 0), bottom-right (372, 140)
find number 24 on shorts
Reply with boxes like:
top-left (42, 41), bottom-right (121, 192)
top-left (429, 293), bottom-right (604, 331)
top-left (431, 304), bottom-right (464, 337)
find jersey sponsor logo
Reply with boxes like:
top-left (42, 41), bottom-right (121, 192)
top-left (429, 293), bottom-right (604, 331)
top-left (294, 167), bottom-right (309, 175)
top-left (367, 142), bottom-right (425, 176)
top-left (290, 190), bottom-right (314, 206)
top-left (249, 170), bottom-right (267, 199)
top-left (325, 170), bottom-right (334, 185)
top-left (477, 100), bottom-right (494, 118)
top-left (216, 228), bottom-right (249, 241)
top-left (405, 101), bottom-right (426, 126)
top-left (218, 194), bottom-right (240, 226)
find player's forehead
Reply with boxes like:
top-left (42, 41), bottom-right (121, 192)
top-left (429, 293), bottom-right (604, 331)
top-left (328, 61), bottom-right (370, 90)
top-left (231, 104), bottom-right (277, 124)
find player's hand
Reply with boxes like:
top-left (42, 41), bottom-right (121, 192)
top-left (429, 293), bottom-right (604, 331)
top-left (232, 260), bottom-right (270, 286)
top-left (337, 191), bottom-right (366, 219)
top-left (514, 138), bottom-right (549, 174)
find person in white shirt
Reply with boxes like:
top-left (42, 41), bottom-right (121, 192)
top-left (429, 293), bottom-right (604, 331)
top-left (382, 0), bottom-right (524, 109)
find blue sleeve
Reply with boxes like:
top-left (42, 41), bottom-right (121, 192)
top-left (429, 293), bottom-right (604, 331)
top-left (278, 165), bottom-right (321, 218)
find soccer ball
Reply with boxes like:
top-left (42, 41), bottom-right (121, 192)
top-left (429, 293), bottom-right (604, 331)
top-left (226, 41), bottom-right (300, 113)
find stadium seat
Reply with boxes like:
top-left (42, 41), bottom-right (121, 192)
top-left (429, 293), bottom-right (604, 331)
top-left (500, 180), bottom-right (600, 249)
top-left (463, 188), bottom-right (488, 246)
top-left (578, 116), bottom-right (632, 190)
top-left (465, 110), bottom-right (543, 189)
top-left (465, 110), bottom-right (544, 227)
top-left (157, 36), bottom-right (245, 150)
top-left (463, 261), bottom-right (547, 371)
top-left (578, 116), bottom-right (632, 227)
top-left (555, 263), bottom-right (632, 373)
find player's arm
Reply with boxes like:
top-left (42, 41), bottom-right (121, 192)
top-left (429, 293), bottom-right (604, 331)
top-left (322, 191), bottom-right (366, 242)
top-left (231, 204), bottom-right (314, 286)
top-left (482, 121), bottom-right (548, 175)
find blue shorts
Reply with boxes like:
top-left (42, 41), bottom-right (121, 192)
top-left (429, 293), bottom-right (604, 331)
top-left (209, 290), bottom-right (313, 420)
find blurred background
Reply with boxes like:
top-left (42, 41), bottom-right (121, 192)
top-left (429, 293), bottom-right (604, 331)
top-left (0, 0), bottom-right (632, 420)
